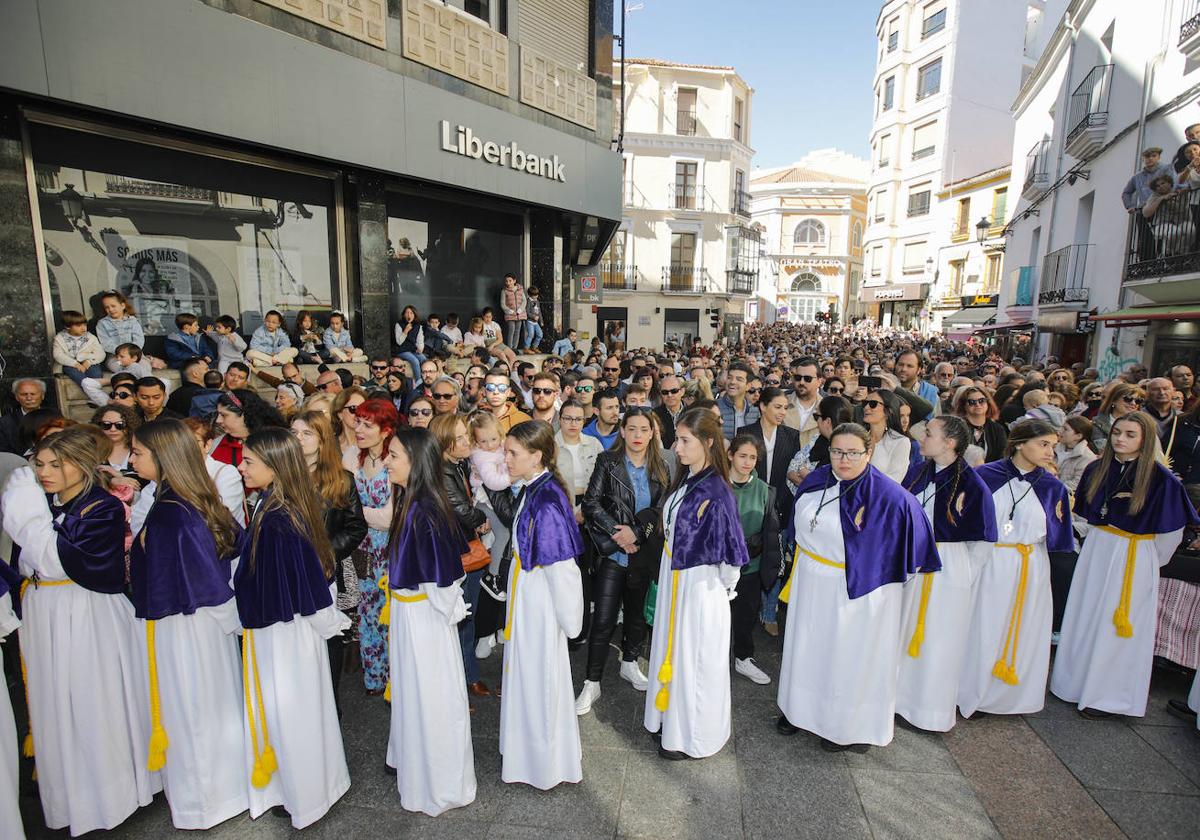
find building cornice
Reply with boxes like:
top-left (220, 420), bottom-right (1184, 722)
top-left (623, 131), bottom-right (755, 158)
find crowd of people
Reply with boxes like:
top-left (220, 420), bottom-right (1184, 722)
top-left (2, 312), bottom-right (1200, 835)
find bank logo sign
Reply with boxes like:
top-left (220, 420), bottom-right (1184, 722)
top-left (440, 121), bottom-right (566, 183)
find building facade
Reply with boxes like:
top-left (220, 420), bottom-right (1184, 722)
top-left (1001, 0), bottom-right (1200, 375)
top-left (749, 153), bottom-right (869, 327)
top-left (0, 0), bottom-right (620, 392)
top-left (594, 58), bottom-right (756, 350)
top-left (861, 0), bottom-right (1044, 329)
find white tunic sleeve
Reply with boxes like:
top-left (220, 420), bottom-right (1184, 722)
top-left (2, 467), bottom-right (68, 580)
top-left (0, 592), bottom-right (18, 639)
top-left (212, 462), bottom-right (247, 527)
top-left (544, 559), bottom-right (584, 638)
top-left (422, 579), bottom-right (469, 625)
top-left (130, 480), bottom-right (155, 536)
top-left (1154, 528), bottom-right (1185, 567)
top-left (718, 563), bottom-right (741, 592)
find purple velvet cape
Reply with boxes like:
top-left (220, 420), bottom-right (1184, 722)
top-left (129, 487), bottom-right (237, 620)
top-left (666, 468), bottom-right (750, 571)
top-left (976, 459), bottom-right (1074, 553)
top-left (1073, 459), bottom-right (1199, 534)
top-left (387, 497), bottom-right (470, 589)
top-left (233, 502), bottom-right (332, 629)
top-left (513, 471), bottom-right (584, 571)
top-left (49, 485), bottom-right (127, 594)
top-left (788, 464), bottom-right (940, 600)
top-left (902, 459), bottom-right (999, 544)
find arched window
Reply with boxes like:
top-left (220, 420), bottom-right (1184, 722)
top-left (791, 273), bottom-right (821, 292)
top-left (793, 219), bottom-right (825, 245)
top-left (788, 273), bottom-right (823, 324)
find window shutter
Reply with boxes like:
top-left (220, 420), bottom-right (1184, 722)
top-left (518, 0), bottom-right (589, 70)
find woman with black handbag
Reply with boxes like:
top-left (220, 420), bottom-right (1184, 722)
top-left (576, 408), bottom-right (670, 715)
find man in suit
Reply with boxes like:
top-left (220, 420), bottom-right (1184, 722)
top-left (0, 378), bottom-right (47, 455)
top-left (737, 386), bottom-right (800, 522)
top-left (783, 356), bottom-right (822, 453)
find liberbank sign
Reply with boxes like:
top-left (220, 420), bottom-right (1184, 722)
top-left (439, 121), bottom-right (566, 183)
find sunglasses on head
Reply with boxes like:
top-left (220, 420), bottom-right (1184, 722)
top-left (408, 408), bottom-right (433, 417)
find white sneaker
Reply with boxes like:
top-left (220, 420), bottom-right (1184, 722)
top-left (575, 680), bottom-right (601, 715)
top-left (619, 659), bottom-right (649, 691)
top-left (735, 657), bottom-right (771, 685)
top-left (1051, 631), bottom-right (1061, 646)
top-left (475, 635), bottom-right (495, 660)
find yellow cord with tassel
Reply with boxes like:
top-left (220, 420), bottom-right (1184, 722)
top-left (654, 567), bottom-right (681, 713)
top-left (1097, 525), bottom-right (1151, 639)
top-left (992, 543), bottom-right (1032, 685)
top-left (780, 546), bottom-right (845, 605)
top-left (145, 620), bottom-right (169, 771)
top-left (377, 574), bottom-right (391, 627)
top-left (242, 629), bottom-right (278, 788)
top-left (17, 577), bottom-right (73, 771)
top-left (503, 555), bottom-right (522, 642)
top-left (907, 572), bottom-right (935, 658)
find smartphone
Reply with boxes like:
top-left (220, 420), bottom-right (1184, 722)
top-left (858, 375), bottom-right (882, 391)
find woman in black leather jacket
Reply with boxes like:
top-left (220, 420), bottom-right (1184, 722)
top-left (576, 408), bottom-right (670, 715)
top-left (291, 410), bottom-right (368, 717)
top-left (429, 413), bottom-right (495, 699)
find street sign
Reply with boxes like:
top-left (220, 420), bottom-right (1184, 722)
top-left (573, 268), bottom-right (601, 304)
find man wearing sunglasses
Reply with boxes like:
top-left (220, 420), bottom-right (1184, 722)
top-left (529, 372), bottom-right (561, 426)
top-left (430, 376), bottom-right (462, 416)
top-left (368, 356), bottom-right (390, 388)
top-left (513, 361), bottom-right (537, 410)
top-left (783, 357), bottom-right (823, 451)
top-left (574, 375), bottom-right (598, 419)
top-left (601, 357), bottom-right (628, 399)
top-left (315, 370), bottom-right (343, 394)
top-left (483, 369), bottom-right (530, 434)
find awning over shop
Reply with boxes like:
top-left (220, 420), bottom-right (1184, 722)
top-left (1090, 305), bottom-right (1200, 322)
top-left (973, 321), bottom-right (1034, 333)
top-left (942, 307), bottom-right (997, 327)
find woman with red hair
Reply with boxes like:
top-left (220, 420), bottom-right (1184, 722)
top-left (341, 398), bottom-right (400, 694)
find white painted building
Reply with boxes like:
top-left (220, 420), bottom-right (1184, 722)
top-left (862, 0), bottom-right (1046, 329)
top-left (749, 151), bottom-right (869, 327)
top-left (1000, 0), bottom-right (1200, 376)
top-left (600, 58), bottom-right (757, 349)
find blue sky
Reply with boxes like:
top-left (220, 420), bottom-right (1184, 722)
top-left (616, 0), bottom-right (879, 168)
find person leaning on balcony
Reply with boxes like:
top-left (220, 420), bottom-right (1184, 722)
top-left (1175, 141), bottom-right (1200, 247)
top-left (1122, 147), bottom-right (1174, 259)
top-left (1143, 175), bottom-right (1194, 257)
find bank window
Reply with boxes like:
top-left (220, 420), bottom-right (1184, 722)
top-left (917, 58), bottom-right (942, 100)
top-left (30, 122), bottom-right (338, 352)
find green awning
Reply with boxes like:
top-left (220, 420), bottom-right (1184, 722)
top-left (1091, 305), bottom-right (1200, 322)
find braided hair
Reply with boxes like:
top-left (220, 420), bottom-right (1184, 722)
top-left (904, 415), bottom-right (972, 529)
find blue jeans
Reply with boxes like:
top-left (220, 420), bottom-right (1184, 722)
top-left (524, 320), bottom-right (543, 351)
top-left (760, 577), bottom-right (783, 623)
top-left (458, 568), bottom-right (483, 684)
top-left (63, 364), bottom-right (103, 387)
top-left (395, 351), bottom-right (425, 386)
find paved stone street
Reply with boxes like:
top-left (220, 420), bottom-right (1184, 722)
top-left (14, 629), bottom-right (1200, 839)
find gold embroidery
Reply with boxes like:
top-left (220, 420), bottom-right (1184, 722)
top-left (697, 499), bottom-right (711, 520)
top-left (139, 529), bottom-right (147, 549)
top-left (955, 492), bottom-right (965, 516)
top-left (1055, 500), bottom-right (1064, 521)
top-left (78, 500), bottom-right (103, 518)
top-left (853, 506), bottom-right (865, 529)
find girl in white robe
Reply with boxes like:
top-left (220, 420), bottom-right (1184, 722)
top-left (959, 421), bottom-right (1073, 718)
top-left (1051, 413), bottom-right (1197, 717)
top-left (234, 428), bottom-right (350, 829)
top-left (644, 409), bottom-right (749, 760)
top-left (381, 429), bottom-right (476, 815)
top-left (497, 421), bottom-right (585, 789)
top-left (126, 420), bottom-right (249, 829)
top-left (3, 429), bottom-right (160, 836)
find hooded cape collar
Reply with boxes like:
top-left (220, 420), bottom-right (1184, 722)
top-left (514, 471), bottom-right (584, 571)
top-left (666, 468), bottom-right (750, 570)
top-left (1073, 458), bottom-right (1199, 534)
top-left (233, 502), bottom-right (332, 629)
top-left (388, 495), bottom-right (469, 588)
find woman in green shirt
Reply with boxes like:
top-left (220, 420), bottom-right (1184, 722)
top-left (728, 433), bottom-right (782, 686)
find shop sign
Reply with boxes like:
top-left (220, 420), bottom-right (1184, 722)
top-left (573, 270), bottom-right (601, 304)
top-left (875, 288), bottom-right (906, 300)
top-left (960, 294), bottom-right (999, 308)
top-left (440, 121), bottom-right (566, 182)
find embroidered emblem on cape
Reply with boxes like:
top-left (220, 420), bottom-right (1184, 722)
top-left (1055, 499), bottom-right (1064, 521)
top-left (955, 492), bottom-right (965, 516)
top-left (853, 505), bottom-right (865, 530)
top-left (697, 499), bottom-right (711, 520)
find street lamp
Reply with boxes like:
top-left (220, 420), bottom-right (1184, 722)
top-left (975, 216), bottom-right (991, 242)
top-left (60, 183), bottom-right (87, 227)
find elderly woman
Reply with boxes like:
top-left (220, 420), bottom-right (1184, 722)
top-left (406, 395), bottom-right (435, 430)
top-left (275, 382), bottom-right (305, 421)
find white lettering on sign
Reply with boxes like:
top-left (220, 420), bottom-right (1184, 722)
top-left (874, 288), bottom-right (906, 300)
top-left (440, 121), bottom-right (566, 183)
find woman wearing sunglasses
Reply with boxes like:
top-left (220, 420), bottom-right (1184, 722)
top-left (777, 423), bottom-right (938, 753)
top-left (859, 390), bottom-right (911, 484)
top-left (953, 386), bottom-right (1007, 464)
top-left (1091, 383), bottom-right (1148, 451)
top-left (92, 403), bottom-right (142, 485)
top-left (406, 396), bottom-right (435, 430)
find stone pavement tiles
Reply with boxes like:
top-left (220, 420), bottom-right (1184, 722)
top-left (11, 627), bottom-right (1200, 839)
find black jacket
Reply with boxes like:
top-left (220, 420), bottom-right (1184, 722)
top-left (323, 469), bottom-right (368, 561)
top-left (444, 458), bottom-right (487, 534)
top-left (736, 421), bottom-right (801, 521)
top-left (969, 418), bottom-right (1008, 463)
top-left (582, 450), bottom-right (668, 567)
top-left (653, 404), bottom-right (682, 449)
top-left (738, 482), bottom-right (782, 588)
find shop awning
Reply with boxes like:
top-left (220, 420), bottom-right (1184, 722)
top-left (973, 321), bottom-right (1034, 333)
top-left (1090, 305), bottom-right (1200, 322)
top-left (942, 307), bottom-right (997, 327)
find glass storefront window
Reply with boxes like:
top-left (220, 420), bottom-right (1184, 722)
top-left (30, 123), bottom-right (338, 350)
top-left (386, 192), bottom-right (523, 329)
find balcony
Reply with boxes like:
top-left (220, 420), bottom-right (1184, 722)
top-left (676, 109), bottom-right (697, 137)
top-left (732, 188), bottom-right (751, 218)
top-left (600, 263), bottom-right (639, 291)
top-left (912, 146), bottom-right (936, 161)
top-left (951, 222), bottom-right (971, 243)
top-left (873, 213), bottom-right (887, 223)
top-left (1124, 194), bottom-right (1200, 281)
top-left (1009, 265), bottom-right (1038, 307)
top-left (1065, 64), bottom-right (1112, 160)
top-left (667, 182), bottom-right (716, 212)
top-left (1181, 0), bottom-right (1200, 62)
top-left (726, 270), bottom-right (756, 296)
top-left (1023, 139), bottom-right (1051, 201)
top-left (1038, 244), bottom-right (1090, 306)
top-left (662, 265), bottom-right (708, 294)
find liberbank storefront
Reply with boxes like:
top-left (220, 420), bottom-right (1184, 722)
top-left (0, 0), bottom-right (620, 379)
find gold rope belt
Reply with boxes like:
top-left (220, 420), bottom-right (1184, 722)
top-left (991, 543), bottom-right (1032, 686)
top-left (1096, 525), bottom-right (1153, 639)
top-left (779, 544), bottom-right (843, 605)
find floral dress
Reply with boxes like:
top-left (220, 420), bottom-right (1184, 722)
top-left (355, 464), bottom-right (392, 692)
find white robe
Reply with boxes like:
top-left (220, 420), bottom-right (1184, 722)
top-left (2, 471), bottom-right (160, 837)
top-left (643, 483), bottom-right (741, 757)
top-left (958, 474), bottom-right (1053, 717)
top-left (243, 601), bottom-right (350, 829)
top-left (499, 485), bottom-right (584, 790)
top-left (0, 592), bottom-right (24, 840)
top-left (777, 485), bottom-right (905, 747)
top-left (141, 600), bottom-right (249, 829)
top-left (386, 580), bottom-right (476, 815)
top-left (1051, 525), bottom-right (1185, 716)
top-left (895, 476), bottom-right (990, 732)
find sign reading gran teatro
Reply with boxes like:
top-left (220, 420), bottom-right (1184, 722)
top-left (440, 121), bottom-right (566, 183)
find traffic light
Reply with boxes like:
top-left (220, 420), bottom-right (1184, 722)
top-left (710, 311), bottom-right (720, 329)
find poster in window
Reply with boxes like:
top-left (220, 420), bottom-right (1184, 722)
top-left (103, 233), bottom-right (194, 336)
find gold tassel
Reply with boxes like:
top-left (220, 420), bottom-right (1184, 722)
top-left (384, 680), bottom-right (392, 703)
top-left (243, 629), bottom-right (277, 789)
top-left (145, 620), bottom-right (169, 771)
top-left (654, 568), bottom-right (681, 713)
top-left (991, 543), bottom-right (1032, 686)
top-left (906, 573), bottom-right (934, 658)
top-left (378, 574), bottom-right (390, 626)
top-left (1099, 526), bottom-right (1150, 640)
